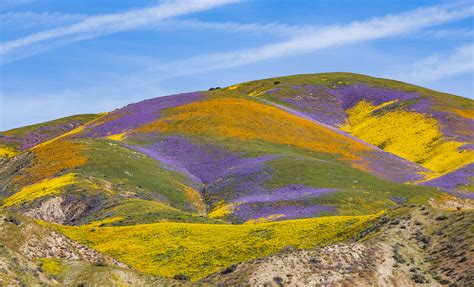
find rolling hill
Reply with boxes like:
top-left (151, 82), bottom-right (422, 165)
top-left (0, 73), bottom-right (472, 285)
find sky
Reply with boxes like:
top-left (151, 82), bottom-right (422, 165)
top-left (1, 0), bottom-right (473, 130)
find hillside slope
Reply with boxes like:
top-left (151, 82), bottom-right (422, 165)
top-left (1, 73), bottom-right (472, 225)
top-left (0, 73), bottom-right (472, 284)
top-left (227, 73), bottom-right (473, 177)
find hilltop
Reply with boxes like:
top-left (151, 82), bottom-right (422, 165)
top-left (0, 73), bottom-right (472, 285)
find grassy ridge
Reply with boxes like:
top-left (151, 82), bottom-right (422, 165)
top-left (46, 212), bottom-right (381, 280)
top-left (222, 72), bottom-right (472, 108)
top-left (0, 114), bottom-right (99, 156)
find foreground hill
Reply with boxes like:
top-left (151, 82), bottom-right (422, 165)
top-left (0, 72), bottom-right (472, 285)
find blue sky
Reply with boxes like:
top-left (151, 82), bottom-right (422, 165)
top-left (1, 0), bottom-right (473, 130)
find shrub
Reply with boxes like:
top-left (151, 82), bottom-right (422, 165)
top-left (94, 260), bottom-right (106, 267)
top-left (5, 215), bottom-right (21, 226)
top-left (380, 217), bottom-right (389, 224)
top-left (173, 274), bottom-right (190, 281)
top-left (220, 264), bottom-right (238, 275)
top-left (458, 256), bottom-right (468, 263)
top-left (273, 276), bottom-right (284, 286)
top-left (282, 245), bottom-right (296, 253)
top-left (389, 219), bottom-right (400, 225)
top-left (309, 258), bottom-right (321, 264)
top-left (411, 273), bottom-right (427, 284)
top-left (393, 244), bottom-right (406, 264)
top-left (435, 215), bottom-right (448, 221)
top-left (418, 235), bottom-right (431, 245)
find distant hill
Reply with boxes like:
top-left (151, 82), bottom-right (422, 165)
top-left (0, 73), bottom-right (472, 283)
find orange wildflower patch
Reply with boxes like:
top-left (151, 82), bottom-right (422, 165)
top-left (451, 108), bottom-right (474, 120)
top-left (13, 139), bottom-right (87, 186)
top-left (136, 97), bottom-right (370, 161)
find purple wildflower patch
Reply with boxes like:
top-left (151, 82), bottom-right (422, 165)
top-left (390, 196), bottom-right (406, 205)
top-left (232, 203), bottom-right (335, 222)
top-left (428, 110), bottom-right (474, 142)
top-left (326, 84), bottom-right (421, 110)
top-left (265, 87), bottom-right (282, 94)
top-left (128, 135), bottom-right (275, 185)
top-left (421, 163), bottom-right (474, 198)
top-left (1, 119), bottom-right (90, 150)
top-left (281, 85), bottom-right (346, 126)
top-left (80, 92), bottom-right (205, 138)
top-left (363, 150), bottom-right (427, 183)
top-left (233, 185), bottom-right (336, 204)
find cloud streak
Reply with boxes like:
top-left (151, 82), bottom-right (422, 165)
top-left (1, 12), bottom-right (309, 39)
top-left (0, 0), bottom-right (237, 61)
top-left (154, 19), bottom-right (313, 36)
top-left (157, 1), bottom-right (474, 77)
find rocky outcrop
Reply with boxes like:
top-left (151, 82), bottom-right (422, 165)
top-left (24, 196), bottom-right (95, 224)
top-left (20, 226), bottom-right (126, 267)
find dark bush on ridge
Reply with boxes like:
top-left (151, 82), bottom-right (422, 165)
top-left (5, 215), bottom-right (21, 226)
top-left (435, 215), bottom-right (448, 221)
top-left (273, 276), bottom-right (283, 285)
top-left (94, 260), bottom-right (106, 267)
top-left (221, 264), bottom-right (238, 275)
top-left (173, 274), bottom-right (190, 281)
top-left (411, 273), bottom-right (428, 284)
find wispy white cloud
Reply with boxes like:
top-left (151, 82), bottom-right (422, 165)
top-left (154, 19), bottom-right (312, 36)
top-left (388, 43), bottom-right (474, 83)
top-left (1, 12), bottom-right (308, 38)
top-left (0, 12), bottom-right (85, 30)
top-left (155, 1), bottom-right (474, 77)
top-left (419, 28), bottom-right (474, 39)
top-left (0, 0), bottom-right (237, 62)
